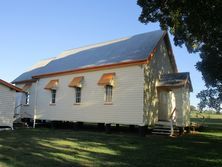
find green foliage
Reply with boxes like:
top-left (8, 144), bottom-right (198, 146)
top-left (196, 88), bottom-right (221, 114)
top-left (190, 105), bottom-right (197, 112)
top-left (137, 0), bottom-right (222, 94)
top-left (203, 110), bottom-right (218, 114)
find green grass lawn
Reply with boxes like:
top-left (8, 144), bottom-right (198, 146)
top-left (0, 116), bottom-right (222, 167)
top-left (191, 112), bottom-right (222, 131)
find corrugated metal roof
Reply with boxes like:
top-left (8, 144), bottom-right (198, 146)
top-left (13, 30), bottom-right (164, 83)
top-left (158, 72), bottom-right (193, 92)
top-left (0, 79), bottom-right (23, 92)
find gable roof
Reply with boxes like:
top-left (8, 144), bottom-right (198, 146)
top-left (0, 79), bottom-right (23, 92)
top-left (158, 72), bottom-right (193, 92)
top-left (13, 30), bottom-right (176, 83)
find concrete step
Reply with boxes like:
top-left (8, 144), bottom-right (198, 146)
top-left (152, 127), bottom-right (172, 135)
top-left (157, 120), bottom-right (176, 125)
top-left (156, 121), bottom-right (171, 125)
top-left (154, 125), bottom-right (171, 128)
top-left (153, 128), bottom-right (171, 132)
top-left (152, 131), bottom-right (171, 135)
top-left (152, 121), bottom-right (176, 136)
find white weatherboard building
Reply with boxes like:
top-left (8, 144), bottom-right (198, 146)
top-left (0, 79), bottom-right (23, 129)
top-left (13, 30), bottom-right (192, 133)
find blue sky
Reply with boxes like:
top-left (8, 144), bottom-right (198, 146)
top-left (0, 0), bottom-right (205, 106)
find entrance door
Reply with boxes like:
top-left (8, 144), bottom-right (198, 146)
top-left (158, 91), bottom-right (169, 121)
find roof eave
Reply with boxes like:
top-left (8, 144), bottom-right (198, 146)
top-left (12, 79), bottom-right (37, 85)
top-left (164, 32), bottom-right (178, 73)
top-left (0, 79), bottom-right (24, 92)
top-left (32, 59), bottom-right (148, 79)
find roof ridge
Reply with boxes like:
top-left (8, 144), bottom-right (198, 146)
top-left (63, 29), bottom-right (162, 53)
top-left (29, 29), bottom-right (163, 63)
top-left (56, 37), bottom-right (129, 59)
top-left (56, 29), bottom-right (163, 59)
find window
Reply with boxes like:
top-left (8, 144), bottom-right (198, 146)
top-left (51, 89), bottom-right (56, 104)
top-left (25, 92), bottom-right (30, 105)
top-left (105, 85), bottom-right (112, 103)
top-left (75, 87), bottom-right (81, 103)
top-left (44, 79), bottom-right (59, 105)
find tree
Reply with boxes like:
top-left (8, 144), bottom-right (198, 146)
top-left (197, 100), bottom-right (206, 113)
top-left (137, 0), bottom-right (222, 96)
top-left (196, 88), bottom-right (221, 114)
top-left (190, 105), bottom-right (197, 112)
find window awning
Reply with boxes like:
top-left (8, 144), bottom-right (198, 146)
top-left (22, 83), bottom-right (32, 91)
top-left (98, 73), bottom-right (115, 86)
top-left (44, 79), bottom-right (59, 90)
top-left (69, 76), bottom-right (84, 88)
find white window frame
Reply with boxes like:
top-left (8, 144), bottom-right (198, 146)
top-left (75, 87), bottom-right (81, 104)
top-left (51, 89), bottom-right (57, 104)
top-left (105, 85), bottom-right (113, 103)
top-left (25, 92), bottom-right (30, 105)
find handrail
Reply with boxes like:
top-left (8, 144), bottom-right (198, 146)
top-left (15, 104), bottom-right (23, 110)
top-left (14, 111), bottom-right (33, 119)
top-left (14, 104), bottom-right (23, 118)
top-left (169, 107), bottom-right (176, 136)
top-left (22, 111), bottom-right (33, 117)
top-left (14, 104), bottom-right (33, 118)
top-left (170, 107), bottom-right (176, 119)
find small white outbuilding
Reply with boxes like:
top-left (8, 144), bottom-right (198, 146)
top-left (0, 79), bottom-right (23, 129)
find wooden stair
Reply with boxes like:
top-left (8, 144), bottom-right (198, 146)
top-left (13, 114), bottom-right (29, 128)
top-left (152, 121), bottom-right (178, 136)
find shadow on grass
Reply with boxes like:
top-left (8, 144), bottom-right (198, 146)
top-left (0, 128), bottom-right (221, 167)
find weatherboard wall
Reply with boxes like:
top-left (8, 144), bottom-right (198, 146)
top-left (34, 66), bottom-right (144, 125)
top-left (143, 38), bottom-right (175, 126)
top-left (174, 87), bottom-right (191, 127)
top-left (0, 84), bottom-right (16, 128)
top-left (16, 83), bottom-right (36, 119)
